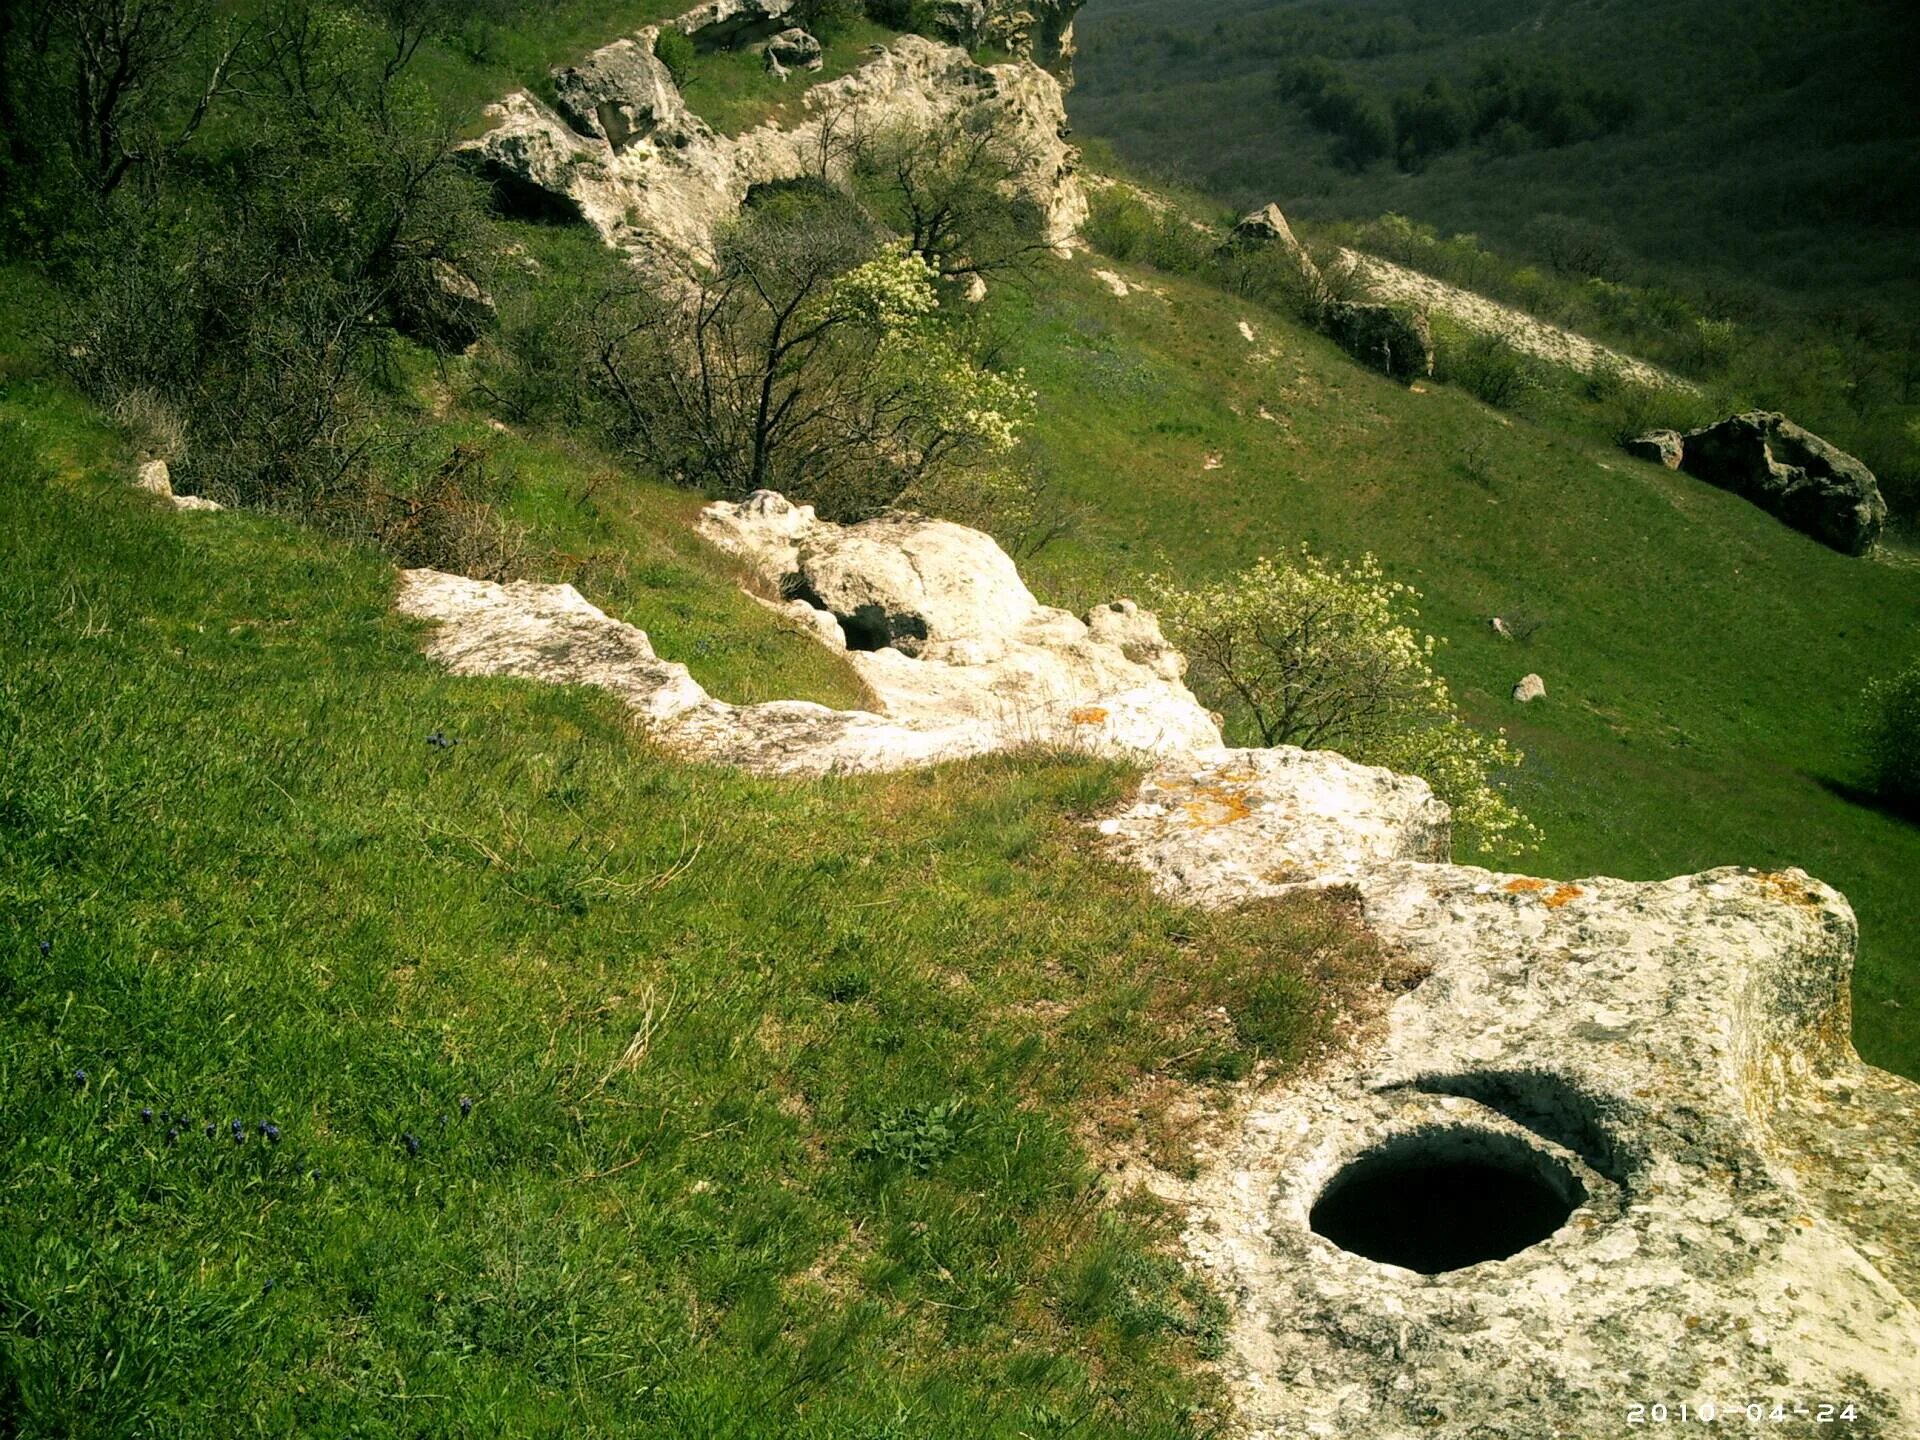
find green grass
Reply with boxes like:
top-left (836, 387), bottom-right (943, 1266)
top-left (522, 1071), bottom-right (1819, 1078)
top-left (680, 20), bottom-right (900, 138)
top-left (982, 252), bottom-right (1920, 1077)
top-left (0, 386), bottom-right (1408, 1431)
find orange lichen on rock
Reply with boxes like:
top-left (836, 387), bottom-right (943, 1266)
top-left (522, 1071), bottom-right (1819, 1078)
top-left (1503, 877), bottom-right (1583, 908)
top-left (1752, 871), bottom-right (1821, 907)
top-left (1069, 705), bottom-right (1110, 725)
top-left (1182, 783), bottom-right (1254, 828)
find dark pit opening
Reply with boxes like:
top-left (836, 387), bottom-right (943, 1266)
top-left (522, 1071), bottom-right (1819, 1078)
top-left (1309, 1129), bottom-right (1582, 1275)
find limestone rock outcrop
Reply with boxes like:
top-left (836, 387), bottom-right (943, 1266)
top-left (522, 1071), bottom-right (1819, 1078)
top-left (397, 492), bottom-right (1218, 773)
top-left (462, 31), bottom-right (1086, 273)
top-left (1097, 751), bottom-right (1920, 1439)
top-left (1511, 672), bottom-right (1545, 703)
top-left (1324, 300), bottom-right (1434, 383)
top-left (551, 31), bottom-right (685, 149)
top-left (1677, 411), bottom-right (1886, 556)
top-left (1624, 427), bottom-right (1684, 469)
top-left (931, 0), bottom-right (1085, 81)
top-left (131, 458), bottom-right (223, 511)
top-left (698, 491), bottom-right (1222, 755)
top-left (673, 0), bottom-right (794, 49)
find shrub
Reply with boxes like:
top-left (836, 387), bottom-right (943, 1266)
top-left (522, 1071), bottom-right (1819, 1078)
top-left (1437, 329), bottom-right (1552, 412)
top-left (652, 26), bottom-right (694, 85)
top-left (1861, 656), bottom-right (1920, 812)
top-left (1148, 549), bottom-right (1538, 855)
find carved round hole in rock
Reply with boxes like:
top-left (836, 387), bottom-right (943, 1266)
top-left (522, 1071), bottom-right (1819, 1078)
top-left (1309, 1128), bottom-right (1584, 1274)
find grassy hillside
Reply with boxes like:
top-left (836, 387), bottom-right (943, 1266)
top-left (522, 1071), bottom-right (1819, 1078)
top-left (1072, 0), bottom-right (1920, 309)
top-left (0, 361), bottom-right (1414, 1432)
top-left (980, 251), bottom-right (1920, 1076)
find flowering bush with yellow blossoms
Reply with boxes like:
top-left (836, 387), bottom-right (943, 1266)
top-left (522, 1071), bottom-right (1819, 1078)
top-left (1148, 548), bottom-right (1540, 856)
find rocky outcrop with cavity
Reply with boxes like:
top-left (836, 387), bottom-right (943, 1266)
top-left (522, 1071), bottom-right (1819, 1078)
top-left (1097, 751), bottom-right (1920, 1439)
top-left (461, 30), bottom-right (1087, 274)
top-left (1323, 300), bottom-right (1434, 383)
top-left (1676, 411), bottom-right (1887, 556)
top-left (698, 491), bottom-right (1222, 755)
top-left (396, 492), bottom-right (1219, 773)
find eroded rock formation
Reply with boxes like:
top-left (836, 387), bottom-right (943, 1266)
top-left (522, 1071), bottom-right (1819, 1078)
top-left (462, 29), bottom-right (1087, 274)
top-left (394, 493), bottom-right (1919, 1438)
top-left (1098, 750), bottom-right (1920, 1439)
top-left (397, 493), bottom-right (1219, 772)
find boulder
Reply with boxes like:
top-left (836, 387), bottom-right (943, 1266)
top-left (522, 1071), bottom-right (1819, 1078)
top-left (1231, 201), bottom-right (1305, 256)
top-left (764, 27), bottom-right (822, 77)
top-left (1678, 411), bottom-right (1886, 556)
top-left (551, 30), bottom-right (685, 149)
top-left (1512, 672), bottom-right (1545, 703)
top-left (1623, 427), bottom-right (1683, 469)
top-left (1323, 300), bottom-right (1433, 382)
top-left (674, 0), bottom-right (793, 50)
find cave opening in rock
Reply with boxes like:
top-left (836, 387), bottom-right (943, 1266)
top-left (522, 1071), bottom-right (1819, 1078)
top-left (1308, 1128), bottom-right (1583, 1274)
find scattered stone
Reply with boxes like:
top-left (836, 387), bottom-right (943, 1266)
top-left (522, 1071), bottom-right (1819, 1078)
top-left (1490, 616), bottom-right (1513, 639)
top-left (1678, 411), bottom-right (1886, 556)
top-left (551, 30), bottom-right (685, 149)
top-left (1092, 267), bottom-right (1129, 297)
top-left (1512, 672), bottom-right (1545, 703)
top-left (1323, 301), bottom-right (1433, 383)
top-left (764, 26), bottom-right (822, 76)
top-left (1623, 427), bottom-right (1683, 469)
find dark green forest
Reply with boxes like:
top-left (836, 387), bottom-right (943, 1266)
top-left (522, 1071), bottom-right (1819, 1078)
top-left (1074, 0), bottom-right (1920, 304)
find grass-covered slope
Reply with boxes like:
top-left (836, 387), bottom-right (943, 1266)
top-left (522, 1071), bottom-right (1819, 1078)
top-left (0, 391), bottom-right (1412, 1432)
top-left (985, 253), bottom-right (1920, 1076)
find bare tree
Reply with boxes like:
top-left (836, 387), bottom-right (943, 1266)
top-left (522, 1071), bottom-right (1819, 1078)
top-left (850, 108), bottom-right (1055, 285)
top-left (49, 0), bottom-right (246, 197)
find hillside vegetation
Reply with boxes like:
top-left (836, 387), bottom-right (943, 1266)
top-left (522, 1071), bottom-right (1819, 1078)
top-left (1072, 0), bottom-right (1920, 525)
top-left (4, 0), bottom-right (1920, 1429)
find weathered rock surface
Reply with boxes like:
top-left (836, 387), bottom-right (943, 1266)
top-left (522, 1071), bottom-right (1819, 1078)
top-left (764, 27), bottom-right (822, 76)
top-left (931, 0), bottom-right (1084, 80)
top-left (397, 492), bottom-right (1218, 772)
top-left (1231, 201), bottom-right (1315, 272)
top-left (132, 458), bottom-right (223, 511)
top-left (699, 491), bottom-right (1223, 755)
top-left (1097, 751), bottom-right (1920, 1438)
top-left (463, 33), bottom-right (1085, 273)
top-left (551, 31), bottom-right (684, 148)
top-left (1678, 411), bottom-right (1887, 556)
top-left (674, 0), bottom-right (793, 49)
top-left (1625, 427), bottom-right (1684, 469)
top-left (1511, 672), bottom-right (1545, 703)
top-left (1324, 300), bottom-right (1434, 383)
